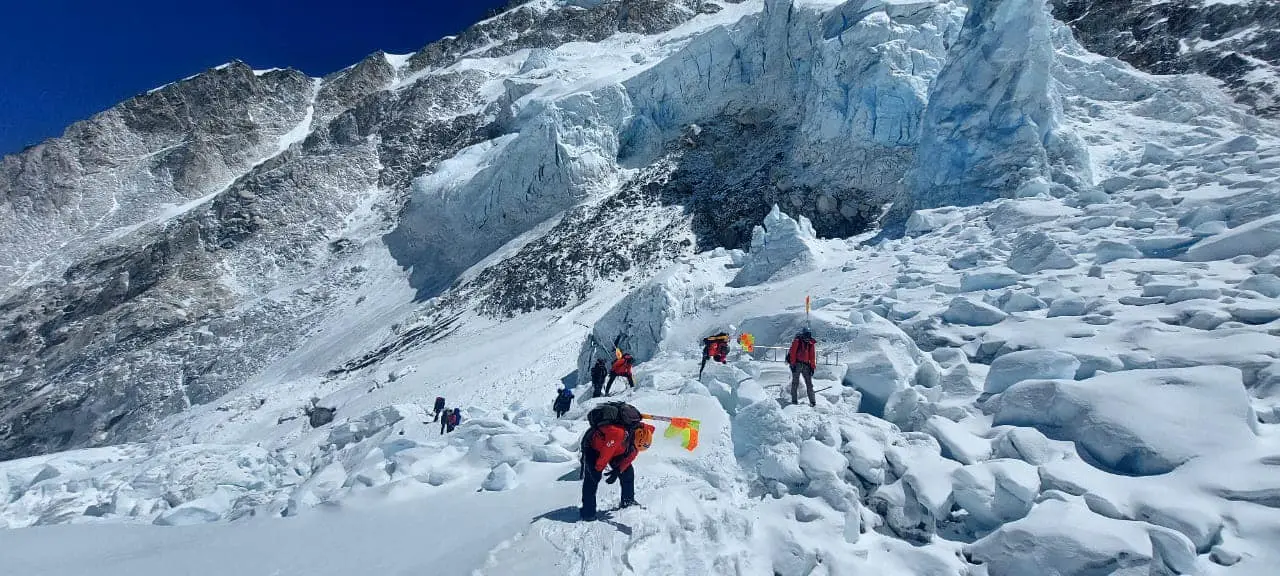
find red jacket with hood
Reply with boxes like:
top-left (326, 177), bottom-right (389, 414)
top-left (587, 423), bottom-right (653, 472)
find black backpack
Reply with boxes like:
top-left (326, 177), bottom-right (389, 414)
top-left (582, 402), bottom-right (644, 466)
top-left (587, 401), bottom-right (643, 431)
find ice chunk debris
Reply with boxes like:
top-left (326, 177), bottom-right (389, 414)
top-left (960, 267), bottom-right (1021, 292)
top-left (1185, 213), bottom-right (1280, 262)
top-left (1007, 231), bottom-right (1076, 274)
top-left (942, 296), bottom-right (1008, 326)
top-left (992, 366), bottom-right (1256, 475)
top-left (905, 207), bottom-right (963, 236)
top-left (1094, 240), bottom-right (1143, 264)
top-left (840, 310), bottom-right (935, 417)
top-left (984, 350), bottom-right (1081, 394)
top-left (481, 463), bottom-right (519, 491)
top-left (950, 459), bottom-right (1039, 531)
top-left (968, 498), bottom-right (1155, 576)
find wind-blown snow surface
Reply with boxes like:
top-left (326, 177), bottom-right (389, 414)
top-left (5, 0), bottom-right (1280, 575)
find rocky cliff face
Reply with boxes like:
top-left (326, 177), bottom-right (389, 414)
top-left (0, 0), bottom-right (1275, 461)
top-left (1051, 0), bottom-right (1279, 117)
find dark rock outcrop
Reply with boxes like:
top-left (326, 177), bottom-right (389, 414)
top-left (1052, 0), bottom-right (1279, 116)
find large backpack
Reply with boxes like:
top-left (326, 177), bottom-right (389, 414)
top-left (582, 402), bottom-right (644, 469)
top-left (587, 401), bottom-right (643, 431)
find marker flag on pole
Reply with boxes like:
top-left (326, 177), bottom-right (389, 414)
top-left (805, 296), bottom-right (811, 314)
top-left (642, 414), bottom-right (701, 451)
top-left (615, 347), bottom-right (623, 361)
top-left (737, 333), bottom-right (755, 353)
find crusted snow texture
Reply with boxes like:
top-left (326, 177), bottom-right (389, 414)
top-left (991, 367), bottom-right (1257, 476)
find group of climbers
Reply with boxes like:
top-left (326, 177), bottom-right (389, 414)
top-left (434, 396), bottom-right (462, 434)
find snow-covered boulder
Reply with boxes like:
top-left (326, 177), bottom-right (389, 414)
top-left (968, 498), bottom-right (1155, 576)
top-left (840, 310), bottom-right (936, 417)
top-left (153, 486), bottom-right (243, 527)
top-left (924, 416), bottom-right (991, 464)
top-left (905, 207), bottom-right (963, 236)
top-left (986, 199), bottom-right (1082, 233)
top-left (326, 404), bottom-right (418, 450)
top-left (1164, 287), bottom-right (1221, 304)
top-left (991, 367), bottom-right (1257, 475)
top-left (940, 363), bottom-right (980, 398)
top-left (730, 205), bottom-right (826, 287)
top-left (1238, 274), bottom-right (1280, 298)
top-left (942, 297), bottom-right (1008, 326)
top-left (983, 350), bottom-right (1081, 394)
top-left (950, 459), bottom-right (1039, 531)
top-left (997, 291), bottom-right (1046, 313)
top-left (1006, 231), bottom-right (1076, 274)
top-left (1046, 296), bottom-right (1098, 317)
top-left (992, 427), bottom-right (1067, 465)
top-left (960, 267), bottom-right (1021, 292)
top-left (1185, 213), bottom-right (1280, 262)
top-left (1093, 240), bottom-right (1143, 264)
top-left (481, 463), bottom-right (519, 491)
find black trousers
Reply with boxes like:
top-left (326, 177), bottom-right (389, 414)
top-left (581, 463), bottom-right (635, 515)
top-left (604, 373), bottom-right (634, 395)
top-left (791, 363), bottom-right (816, 406)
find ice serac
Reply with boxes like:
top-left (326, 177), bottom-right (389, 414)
top-left (910, 0), bottom-right (1087, 210)
top-left (730, 205), bottom-right (827, 287)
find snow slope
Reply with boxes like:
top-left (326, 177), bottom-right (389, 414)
top-left (3, 0), bottom-right (1280, 575)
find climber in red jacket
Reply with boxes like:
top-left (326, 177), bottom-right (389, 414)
top-left (605, 353), bottom-right (635, 395)
top-left (579, 402), bottom-right (654, 520)
top-left (787, 328), bottom-right (818, 407)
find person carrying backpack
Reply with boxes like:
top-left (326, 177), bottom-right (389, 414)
top-left (787, 328), bottom-right (818, 407)
top-left (605, 353), bottom-right (635, 396)
top-left (590, 359), bottom-right (608, 398)
top-left (446, 408), bottom-right (462, 433)
top-left (699, 332), bottom-right (731, 376)
top-left (433, 396), bottom-right (446, 422)
top-left (553, 386), bottom-right (574, 418)
top-left (579, 402), bottom-right (654, 520)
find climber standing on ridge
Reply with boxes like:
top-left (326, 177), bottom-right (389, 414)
top-left (433, 396), bottom-right (446, 422)
top-left (606, 352), bottom-right (636, 396)
top-left (553, 385), bottom-right (574, 418)
top-left (590, 358), bottom-right (608, 398)
top-left (787, 328), bottom-right (818, 407)
top-left (579, 401), bottom-right (654, 520)
top-left (699, 331), bottom-right (731, 377)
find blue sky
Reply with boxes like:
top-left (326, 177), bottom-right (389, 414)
top-left (0, 0), bottom-right (512, 155)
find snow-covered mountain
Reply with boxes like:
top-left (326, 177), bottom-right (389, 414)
top-left (2, 0), bottom-right (1280, 574)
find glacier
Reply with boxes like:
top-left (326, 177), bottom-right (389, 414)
top-left (1, 0), bottom-right (1280, 575)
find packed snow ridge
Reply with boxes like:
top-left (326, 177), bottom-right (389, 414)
top-left (2, 0), bottom-right (1280, 575)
